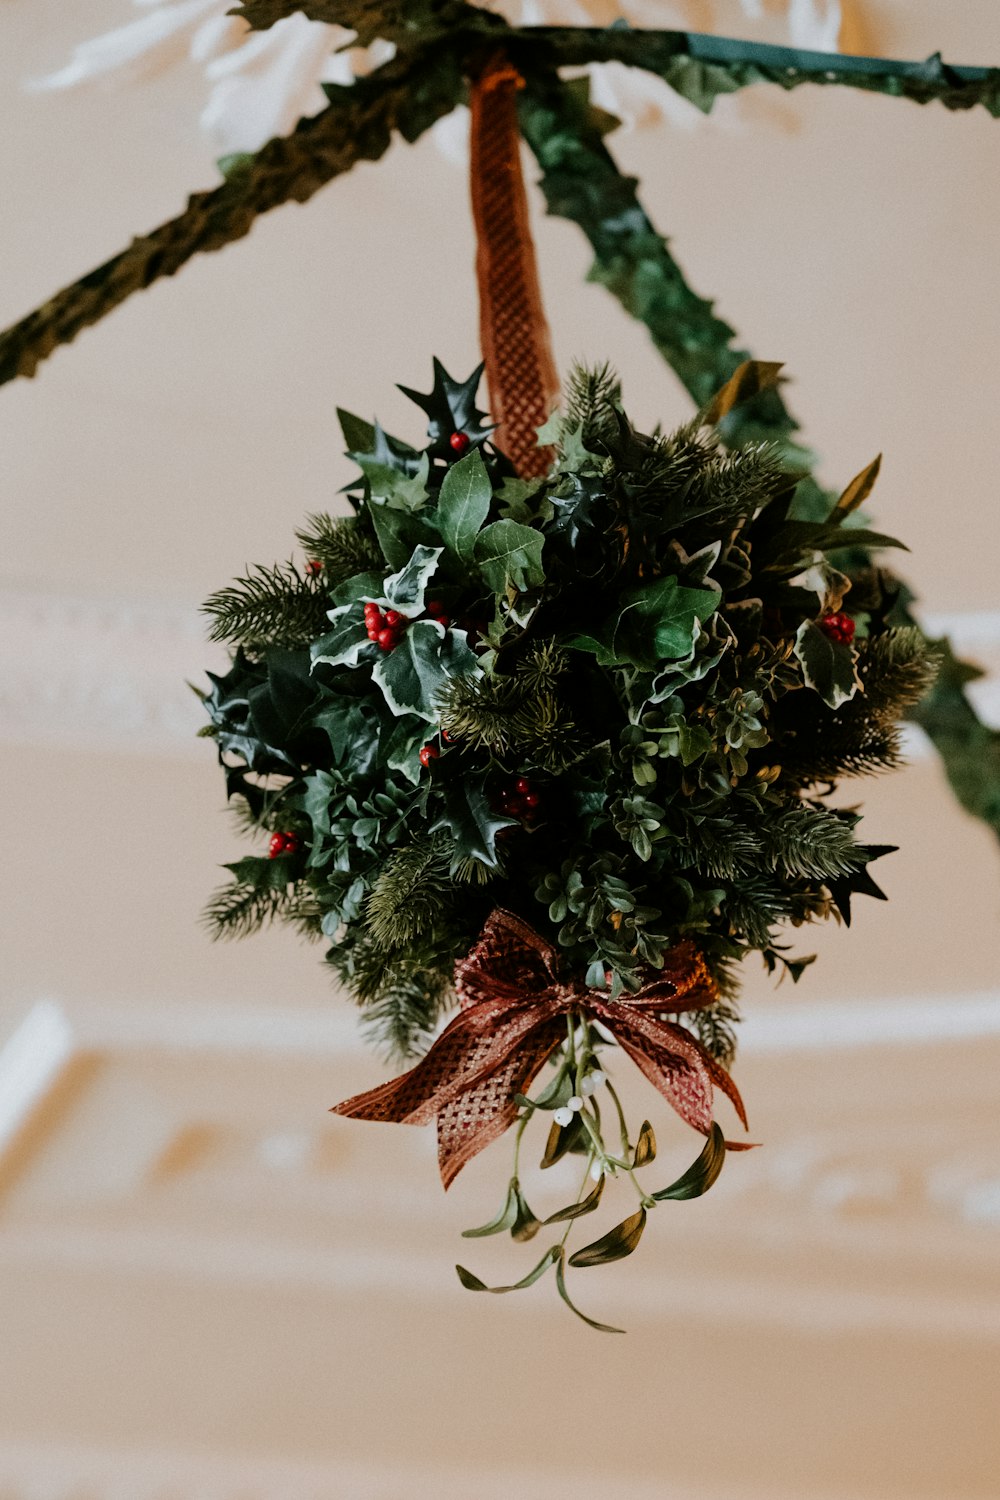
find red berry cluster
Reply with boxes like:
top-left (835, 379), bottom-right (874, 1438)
top-left (449, 431), bottom-right (470, 455)
top-left (268, 831), bottom-right (301, 859)
top-left (497, 777), bottom-right (541, 824)
top-left (819, 612), bottom-right (856, 646)
top-left (365, 599), bottom-right (451, 653)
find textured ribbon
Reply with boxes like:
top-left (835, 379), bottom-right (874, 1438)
top-left (469, 52), bottom-right (560, 479)
top-left (332, 908), bottom-right (747, 1188)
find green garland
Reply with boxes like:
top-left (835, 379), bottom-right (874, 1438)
top-left (199, 359), bottom-right (934, 1325)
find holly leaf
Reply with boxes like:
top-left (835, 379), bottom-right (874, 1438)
top-left (398, 358), bottom-right (493, 450)
top-left (651, 1123), bottom-right (727, 1201)
top-left (826, 844), bottom-right (896, 926)
top-left (568, 1207), bottom-right (646, 1268)
top-left (429, 774), bottom-right (515, 870)
top-left (380, 544), bottom-right (442, 616)
top-left (311, 604), bottom-right (373, 671)
top-left (373, 620), bottom-right (479, 721)
top-left (569, 577), bottom-right (718, 668)
top-left (474, 519), bottom-right (545, 593)
top-left (436, 447), bottom-right (493, 561)
top-left (794, 619), bottom-right (862, 709)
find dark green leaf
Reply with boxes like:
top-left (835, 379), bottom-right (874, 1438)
top-left (568, 576), bottom-right (717, 669)
top-left (429, 775), bottom-right (515, 870)
top-left (372, 619), bottom-right (479, 721)
top-left (436, 447), bottom-right (493, 561)
top-left (337, 407), bottom-right (376, 454)
top-left (651, 1123), bottom-right (726, 1201)
top-left (511, 1182), bottom-right (541, 1242)
top-left (568, 1207), bottom-right (647, 1268)
top-left (369, 502), bottom-right (438, 571)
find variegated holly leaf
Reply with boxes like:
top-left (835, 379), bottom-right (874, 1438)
top-left (794, 619), bottom-right (861, 709)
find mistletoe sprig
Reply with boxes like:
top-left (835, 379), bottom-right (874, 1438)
top-left (199, 357), bottom-right (934, 1325)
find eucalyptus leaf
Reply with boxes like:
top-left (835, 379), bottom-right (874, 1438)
top-left (651, 1123), bottom-right (726, 1201)
top-left (568, 1207), bottom-right (647, 1268)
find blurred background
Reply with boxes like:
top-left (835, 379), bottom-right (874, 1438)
top-left (1, 1), bottom-right (999, 1495)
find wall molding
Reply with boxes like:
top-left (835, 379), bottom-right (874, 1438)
top-left (1, 588), bottom-right (998, 757)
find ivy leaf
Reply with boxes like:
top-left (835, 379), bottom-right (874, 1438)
top-left (436, 447), bottom-right (493, 561)
top-left (372, 620), bottom-right (479, 721)
top-left (569, 577), bottom-right (718, 669)
top-left (632, 1120), bottom-right (656, 1168)
top-left (568, 1207), bottom-right (647, 1268)
top-left (358, 451), bottom-right (430, 513)
top-left (380, 544), bottom-right (442, 616)
top-left (554, 1250), bottom-right (625, 1334)
top-left (314, 698), bottom-right (380, 779)
top-left (541, 1172), bottom-right (605, 1224)
top-left (429, 774), bottom-right (515, 870)
top-left (794, 619), bottom-right (861, 709)
top-left (651, 1123), bottom-right (726, 1201)
top-left (474, 519), bottom-right (545, 594)
top-left (368, 503), bottom-right (437, 571)
top-left (455, 1245), bottom-right (560, 1295)
top-left (311, 604), bottom-right (375, 671)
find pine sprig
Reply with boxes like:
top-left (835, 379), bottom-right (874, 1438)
top-left (365, 835), bottom-right (460, 953)
top-left (202, 560), bottom-right (329, 648)
top-left (295, 512), bottom-right (383, 585)
top-left (439, 643), bottom-right (592, 772)
top-left (203, 877), bottom-right (322, 941)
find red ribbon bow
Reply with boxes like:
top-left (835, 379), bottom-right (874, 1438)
top-left (331, 908), bottom-right (747, 1188)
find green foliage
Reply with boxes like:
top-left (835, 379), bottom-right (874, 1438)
top-left (295, 513), bottom-right (382, 585)
top-left (203, 561), bottom-right (329, 649)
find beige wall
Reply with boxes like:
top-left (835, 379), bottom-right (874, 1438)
top-left (1, 3), bottom-right (999, 1495)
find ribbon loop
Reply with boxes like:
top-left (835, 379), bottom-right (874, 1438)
top-left (332, 908), bottom-right (746, 1187)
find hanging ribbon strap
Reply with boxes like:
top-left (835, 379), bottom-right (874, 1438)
top-left (469, 53), bottom-right (560, 478)
top-left (332, 908), bottom-right (748, 1188)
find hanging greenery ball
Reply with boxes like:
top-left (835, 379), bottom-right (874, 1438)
top-left (201, 358), bottom-right (935, 1059)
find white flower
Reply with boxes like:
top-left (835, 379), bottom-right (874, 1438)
top-left (32, 0), bottom-right (852, 158)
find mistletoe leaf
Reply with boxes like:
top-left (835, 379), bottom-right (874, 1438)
top-left (511, 1182), bottom-right (542, 1242)
top-left (651, 1123), bottom-right (726, 1201)
top-left (794, 620), bottom-right (862, 709)
top-left (455, 1245), bottom-right (560, 1294)
top-left (541, 1172), bottom-right (605, 1224)
top-left (829, 453), bottom-right (882, 522)
top-left (554, 1250), bottom-right (625, 1333)
top-left (632, 1120), bottom-right (657, 1168)
top-left (372, 619), bottom-right (478, 721)
top-left (436, 447), bottom-right (493, 561)
top-left (702, 360), bottom-right (784, 427)
top-left (568, 1207), bottom-right (646, 1268)
top-left (474, 520), bottom-right (545, 594)
top-left (461, 1179), bottom-right (520, 1239)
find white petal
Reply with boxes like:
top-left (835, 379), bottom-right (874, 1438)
top-left (199, 20), bottom-right (337, 152)
top-left (190, 14), bottom-right (249, 64)
top-left (31, 0), bottom-right (225, 89)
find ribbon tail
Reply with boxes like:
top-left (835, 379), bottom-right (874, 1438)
top-left (436, 1017), bottom-right (564, 1189)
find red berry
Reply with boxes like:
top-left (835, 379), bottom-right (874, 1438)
top-left (523, 791), bottom-right (540, 810)
top-left (384, 609), bottom-right (403, 627)
top-left (366, 626), bottom-right (380, 641)
top-left (449, 432), bottom-right (470, 455)
top-left (377, 628), bottom-right (395, 650)
top-left (433, 614), bottom-right (450, 631)
top-left (283, 833), bottom-right (301, 856)
top-left (305, 559), bottom-right (323, 577)
top-left (507, 796), bottom-right (526, 818)
top-left (515, 777), bottom-right (532, 795)
top-left (419, 744), bottom-right (440, 768)
top-left (441, 729), bottom-right (455, 744)
top-left (363, 601), bottom-right (379, 618)
top-left (268, 833), bottom-right (288, 858)
top-left (426, 601), bottom-right (444, 616)
top-left (820, 612), bottom-right (856, 645)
